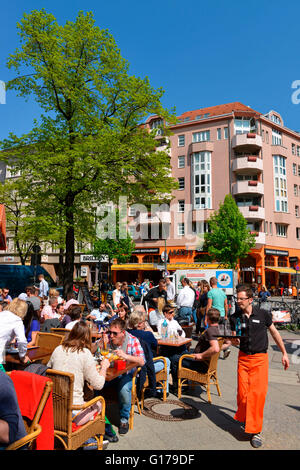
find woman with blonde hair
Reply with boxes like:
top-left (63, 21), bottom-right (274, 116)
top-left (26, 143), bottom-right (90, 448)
top-left (112, 282), bottom-right (122, 309)
top-left (0, 298), bottom-right (31, 370)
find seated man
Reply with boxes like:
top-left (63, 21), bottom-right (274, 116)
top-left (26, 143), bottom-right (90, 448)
top-left (86, 302), bottom-right (114, 328)
top-left (102, 318), bottom-right (145, 435)
top-left (0, 370), bottom-right (27, 449)
top-left (170, 308), bottom-right (221, 393)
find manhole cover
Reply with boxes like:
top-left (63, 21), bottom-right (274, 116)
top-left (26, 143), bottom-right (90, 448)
top-left (141, 399), bottom-right (200, 422)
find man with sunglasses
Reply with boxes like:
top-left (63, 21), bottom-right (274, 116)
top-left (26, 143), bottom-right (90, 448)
top-left (104, 318), bottom-right (145, 435)
top-left (229, 285), bottom-right (289, 448)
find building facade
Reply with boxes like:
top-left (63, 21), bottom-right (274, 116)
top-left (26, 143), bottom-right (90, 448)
top-left (1, 101), bottom-right (300, 290)
top-left (121, 102), bottom-right (300, 288)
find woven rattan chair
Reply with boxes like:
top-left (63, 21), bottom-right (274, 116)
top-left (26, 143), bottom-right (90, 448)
top-left (6, 424), bottom-right (42, 450)
top-left (35, 332), bottom-right (64, 364)
top-left (129, 367), bottom-right (142, 430)
top-left (50, 328), bottom-right (70, 338)
top-left (45, 369), bottom-right (106, 450)
top-left (140, 356), bottom-right (168, 409)
top-left (177, 338), bottom-right (224, 403)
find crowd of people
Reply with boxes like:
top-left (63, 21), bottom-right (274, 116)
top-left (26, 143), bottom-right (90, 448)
top-left (0, 273), bottom-right (291, 450)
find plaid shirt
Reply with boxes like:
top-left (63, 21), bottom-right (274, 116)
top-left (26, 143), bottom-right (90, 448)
top-left (125, 332), bottom-right (145, 362)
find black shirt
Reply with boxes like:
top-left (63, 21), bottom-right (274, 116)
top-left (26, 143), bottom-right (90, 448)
top-left (229, 306), bottom-right (273, 354)
top-left (194, 325), bottom-right (220, 354)
top-left (144, 287), bottom-right (167, 310)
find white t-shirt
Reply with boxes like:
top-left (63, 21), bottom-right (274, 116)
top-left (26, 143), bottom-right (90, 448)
top-left (176, 285), bottom-right (195, 308)
top-left (157, 317), bottom-right (186, 338)
top-left (113, 289), bottom-right (122, 307)
top-left (149, 310), bottom-right (164, 327)
top-left (65, 320), bottom-right (80, 330)
top-left (0, 310), bottom-right (28, 363)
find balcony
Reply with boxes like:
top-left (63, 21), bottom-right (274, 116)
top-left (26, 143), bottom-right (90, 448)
top-left (239, 206), bottom-right (265, 220)
top-left (232, 133), bottom-right (262, 150)
top-left (232, 180), bottom-right (264, 196)
top-left (139, 211), bottom-right (171, 224)
top-left (190, 141), bottom-right (214, 153)
top-left (250, 231), bottom-right (266, 246)
top-left (232, 156), bottom-right (263, 173)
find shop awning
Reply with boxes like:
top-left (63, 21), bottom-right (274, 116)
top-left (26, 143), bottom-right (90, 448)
top-left (0, 205), bottom-right (6, 251)
top-left (111, 264), bottom-right (157, 271)
top-left (265, 266), bottom-right (296, 274)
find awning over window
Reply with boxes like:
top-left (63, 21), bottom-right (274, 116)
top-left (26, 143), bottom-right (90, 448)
top-left (0, 205), bottom-right (6, 251)
top-left (265, 266), bottom-right (296, 274)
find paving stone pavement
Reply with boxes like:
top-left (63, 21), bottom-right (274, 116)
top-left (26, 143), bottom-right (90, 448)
top-left (105, 329), bottom-right (300, 451)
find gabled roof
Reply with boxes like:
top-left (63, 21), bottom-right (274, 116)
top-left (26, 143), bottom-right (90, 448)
top-left (177, 102), bottom-right (261, 122)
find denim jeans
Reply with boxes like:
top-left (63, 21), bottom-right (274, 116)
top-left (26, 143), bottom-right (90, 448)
top-left (154, 357), bottom-right (170, 393)
top-left (108, 372), bottom-right (133, 423)
top-left (192, 308), bottom-right (197, 324)
top-left (176, 306), bottom-right (192, 323)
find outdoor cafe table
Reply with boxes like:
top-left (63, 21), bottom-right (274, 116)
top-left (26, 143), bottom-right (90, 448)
top-left (5, 346), bottom-right (52, 370)
top-left (157, 337), bottom-right (192, 347)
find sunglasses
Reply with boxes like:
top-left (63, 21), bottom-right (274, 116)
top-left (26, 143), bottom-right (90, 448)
top-left (107, 330), bottom-right (120, 337)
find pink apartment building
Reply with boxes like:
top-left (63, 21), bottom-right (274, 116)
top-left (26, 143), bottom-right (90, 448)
top-left (122, 102), bottom-right (300, 289)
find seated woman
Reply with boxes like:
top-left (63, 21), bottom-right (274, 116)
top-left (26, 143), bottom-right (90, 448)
top-left (107, 303), bottom-right (129, 328)
top-left (127, 306), bottom-right (171, 396)
top-left (0, 298), bottom-right (31, 370)
top-left (24, 301), bottom-right (41, 347)
top-left (65, 306), bottom-right (82, 330)
top-left (47, 321), bottom-right (115, 442)
top-left (170, 308), bottom-right (221, 393)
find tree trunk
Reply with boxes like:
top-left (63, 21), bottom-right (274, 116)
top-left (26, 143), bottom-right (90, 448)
top-left (63, 196), bottom-right (75, 297)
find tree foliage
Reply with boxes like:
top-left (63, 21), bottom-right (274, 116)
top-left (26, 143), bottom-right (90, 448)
top-left (1, 10), bottom-right (177, 294)
top-left (204, 194), bottom-right (256, 269)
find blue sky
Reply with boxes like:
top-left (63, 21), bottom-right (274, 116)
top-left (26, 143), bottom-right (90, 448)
top-left (1, 0), bottom-right (300, 140)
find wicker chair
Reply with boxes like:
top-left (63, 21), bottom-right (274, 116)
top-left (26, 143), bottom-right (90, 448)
top-left (35, 332), bottom-right (64, 364)
top-left (6, 424), bottom-right (42, 450)
top-left (50, 328), bottom-right (70, 338)
top-left (177, 338), bottom-right (224, 403)
top-left (46, 369), bottom-right (106, 450)
top-left (140, 356), bottom-right (168, 409)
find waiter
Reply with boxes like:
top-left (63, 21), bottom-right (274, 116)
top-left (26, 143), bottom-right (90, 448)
top-left (230, 285), bottom-right (289, 448)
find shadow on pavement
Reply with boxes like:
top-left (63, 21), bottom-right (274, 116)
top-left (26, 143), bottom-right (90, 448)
top-left (180, 394), bottom-right (249, 442)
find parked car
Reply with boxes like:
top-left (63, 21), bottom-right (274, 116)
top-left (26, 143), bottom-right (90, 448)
top-left (107, 284), bottom-right (141, 302)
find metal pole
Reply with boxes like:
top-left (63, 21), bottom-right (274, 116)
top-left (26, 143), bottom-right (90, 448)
top-left (98, 259), bottom-right (102, 304)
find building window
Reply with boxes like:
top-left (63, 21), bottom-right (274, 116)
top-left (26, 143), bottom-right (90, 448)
top-left (273, 156), bottom-right (288, 212)
top-left (234, 118), bottom-right (250, 135)
top-left (297, 146), bottom-right (300, 157)
top-left (272, 129), bottom-right (282, 145)
top-left (178, 223), bottom-right (185, 236)
top-left (192, 151), bottom-right (211, 209)
top-left (224, 127), bottom-right (228, 139)
top-left (297, 228), bottom-right (300, 240)
top-left (293, 163), bottom-right (297, 176)
top-left (292, 143), bottom-right (296, 155)
top-left (264, 221), bottom-right (268, 234)
top-left (217, 128), bottom-right (221, 140)
top-left (265, 255), bottom-right (274, 266)
top-left (296, 205), bottom-right (299, 217)
top-left (266, 131), bottom-right (269, 143)
top-left (178, 155), bottom-right (185, 168)
top-left (178, 135), bottom-right (185, 146)
top-left (178, 200), bottom-right (185, 212)
top-left (276, 224), bottom-right (287, 237)
top-left (298, 165), bottom-right (300, 177)
top-left (261, 129), bottom-right (265, 142)
top-left (192, 130), bottom-right (210, 142)
top-left (128, 206), bottom-right (137, 217)
top-left (269, 222), bottom-right (273, 235)
top-left (150, 118), bottom-right (163, 129)
top-left (294, 184), bottom-right (298, 196)
top-left (178, 177), bottom-right (185, 190)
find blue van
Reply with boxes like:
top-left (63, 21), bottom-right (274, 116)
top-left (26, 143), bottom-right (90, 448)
top-left (0, 265), bottom-right (55, 299)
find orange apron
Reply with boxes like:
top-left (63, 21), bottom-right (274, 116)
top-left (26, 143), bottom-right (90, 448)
top-left (234, 351), bottom-right (269, 434)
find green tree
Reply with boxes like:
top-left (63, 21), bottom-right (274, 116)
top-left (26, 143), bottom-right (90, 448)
top-left (1, 9), bottom-right (177, 295)
top-left (204, 194), bottom-right (256, 269)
